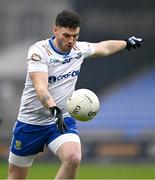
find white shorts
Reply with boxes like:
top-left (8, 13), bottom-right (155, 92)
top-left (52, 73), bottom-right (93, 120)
top-left (8, 133), bottom-right (81, 167)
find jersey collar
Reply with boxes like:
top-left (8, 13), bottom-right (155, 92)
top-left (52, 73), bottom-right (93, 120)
top-left (49, 36), bottom-right (71, 56)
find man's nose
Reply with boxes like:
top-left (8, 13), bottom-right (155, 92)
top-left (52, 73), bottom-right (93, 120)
top-left (68, 36), bottom-right (74, 43)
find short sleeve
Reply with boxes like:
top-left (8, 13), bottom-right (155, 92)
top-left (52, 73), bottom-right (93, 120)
top-left (77, 42), bottom-right (95, 58)
top-left (27, 45), bottom-right (48, 72)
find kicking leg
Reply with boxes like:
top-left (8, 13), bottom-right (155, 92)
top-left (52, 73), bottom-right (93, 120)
top-left (48, 133), bottom-right (81, 180)
top-left (55, 141), bottom-right (81, 179)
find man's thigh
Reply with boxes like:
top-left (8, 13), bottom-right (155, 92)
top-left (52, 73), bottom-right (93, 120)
top-left (47, 117), bottom-right (81, 154)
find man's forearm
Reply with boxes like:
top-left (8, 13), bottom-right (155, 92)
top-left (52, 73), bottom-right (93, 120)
top-left (93, 40), bottom-right (127, 57)
top-left (102, 40), bottom-right (127, 55)
top-left (37, 90), bottom-right (56, 108)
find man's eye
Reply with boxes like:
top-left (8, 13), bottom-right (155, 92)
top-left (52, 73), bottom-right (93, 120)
top-left (64, 34), bottom-right (70, 38)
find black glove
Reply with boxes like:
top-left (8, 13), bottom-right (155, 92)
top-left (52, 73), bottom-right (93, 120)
top-left (49, 106), bottom-right (67, 134)
top-left (126, 36), bottom-right (143, 50)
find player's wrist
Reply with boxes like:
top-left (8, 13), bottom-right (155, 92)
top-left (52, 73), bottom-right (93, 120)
top-left (125, 39), bottom-right (130, 50)
top-left (49, 106), bottom-right (62, 116)
top-left (124, 40), bottom-right (128, 49)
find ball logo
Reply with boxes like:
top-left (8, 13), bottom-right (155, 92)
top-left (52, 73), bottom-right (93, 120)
top-left (72, 105), bottom-right (81, 114)
top-left (88, 111), bottom-right (97, 116)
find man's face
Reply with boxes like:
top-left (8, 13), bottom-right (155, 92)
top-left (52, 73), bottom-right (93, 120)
top-left (53, 26), bottom-right (80, 52)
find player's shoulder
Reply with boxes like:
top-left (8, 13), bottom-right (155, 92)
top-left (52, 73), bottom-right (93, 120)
top-left (28, 38), bottom-right (51, 57)
top-left (30, 38), bottom-right (49, 49)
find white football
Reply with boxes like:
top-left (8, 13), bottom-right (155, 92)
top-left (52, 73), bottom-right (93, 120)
top-left (66, 89), bottom-right (100, 121)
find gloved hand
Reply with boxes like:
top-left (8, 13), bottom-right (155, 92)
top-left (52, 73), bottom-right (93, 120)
top-left (126, 36), bottom-right (143, 50)
top-left (49, 106), bottom-right (67, 133)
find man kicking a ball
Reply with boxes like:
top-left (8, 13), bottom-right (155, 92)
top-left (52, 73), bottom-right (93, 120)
top-left (7, 10), bottom-right (143, 179)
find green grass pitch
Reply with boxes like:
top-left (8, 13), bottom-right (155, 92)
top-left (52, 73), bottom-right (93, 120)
top-left (1, 162), bottom-right (155, 179)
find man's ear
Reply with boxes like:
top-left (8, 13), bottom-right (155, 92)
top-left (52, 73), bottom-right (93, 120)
top-left (53, 26), bottom-right (58, 36)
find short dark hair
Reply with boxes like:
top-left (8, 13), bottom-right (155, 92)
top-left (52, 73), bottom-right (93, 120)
top-left (55, 10), bottom-right (81, 28)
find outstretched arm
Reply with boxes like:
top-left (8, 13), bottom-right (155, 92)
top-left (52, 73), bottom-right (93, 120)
top-left (90, 36), bottom-right (143, 57)
top-left (91, 40), bottom-right (126, 57)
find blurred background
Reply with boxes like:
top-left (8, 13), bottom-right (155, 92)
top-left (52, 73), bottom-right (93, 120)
top-left (0, 0), bottom-right (155, 177)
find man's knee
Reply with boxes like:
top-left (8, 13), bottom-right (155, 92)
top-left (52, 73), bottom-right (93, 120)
top-left (56, 140), bottom-right (82, 168)
top-left (65, 152), bottom-right (81, 168)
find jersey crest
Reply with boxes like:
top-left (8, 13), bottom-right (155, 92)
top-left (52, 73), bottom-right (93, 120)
top-left (14, 140), bottom-right (22, 150)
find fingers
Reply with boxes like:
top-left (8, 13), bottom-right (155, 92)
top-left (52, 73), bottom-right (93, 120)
top-left (56, 117), bottom-right (67, 134)
top-left (126, 36), bottom-right (143, 50)
top-left (49, 106), bottom-right (67, 133)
